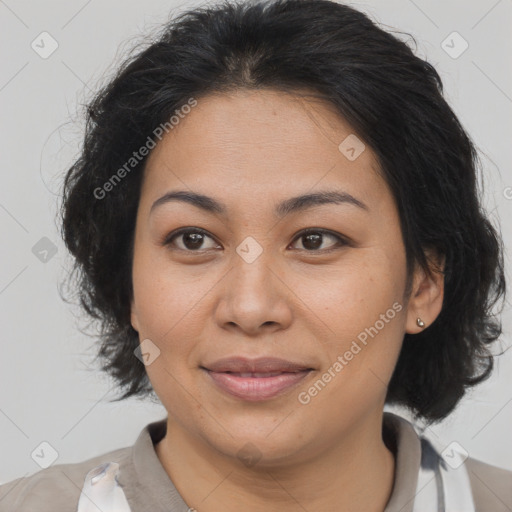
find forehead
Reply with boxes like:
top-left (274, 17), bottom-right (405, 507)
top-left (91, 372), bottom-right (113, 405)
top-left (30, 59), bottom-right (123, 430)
top-left (140, 89), bottom-right (393, 218)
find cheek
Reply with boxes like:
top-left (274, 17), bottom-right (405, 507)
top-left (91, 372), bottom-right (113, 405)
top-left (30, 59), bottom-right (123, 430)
top-left (132, 279), bottom-right (201, 357)
top-left (131, 262), bottom-right (203, 404)
top-left (296, 251), bottom-right (406, 381)
top-left (130, 255), bottom-right (222, 397)
top-left (294, 250), bottom-right (404, 333)
top-left (131, 241), bottom-right (206, 339)
top-left (295, 279), bottom-right (405, 418)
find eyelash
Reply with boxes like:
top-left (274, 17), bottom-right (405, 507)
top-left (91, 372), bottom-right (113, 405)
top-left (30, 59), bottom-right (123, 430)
top-left (162, 227), bottom-right (350, 254)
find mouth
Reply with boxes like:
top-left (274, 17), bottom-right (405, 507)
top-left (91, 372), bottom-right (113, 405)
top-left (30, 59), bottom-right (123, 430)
top-left (200, 357), bottom-right (314, 401)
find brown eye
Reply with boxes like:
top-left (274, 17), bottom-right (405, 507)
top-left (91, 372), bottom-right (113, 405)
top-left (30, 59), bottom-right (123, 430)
top-left (291, 229), bottom-right (348, 252)
top-left (163, 227), bottom-right (349, 254)
top-left (164, 227), bottom-right (219, 251)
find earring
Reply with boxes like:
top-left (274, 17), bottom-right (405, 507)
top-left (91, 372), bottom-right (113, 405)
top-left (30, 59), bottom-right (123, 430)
top-left (416, 317), bottom-right (425, 328)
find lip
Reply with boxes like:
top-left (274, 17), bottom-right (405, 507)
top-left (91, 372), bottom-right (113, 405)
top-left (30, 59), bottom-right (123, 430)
top-left (201, 357), bottom-right (314, 401)
top-left (202, 356), bottom-right (313, 373)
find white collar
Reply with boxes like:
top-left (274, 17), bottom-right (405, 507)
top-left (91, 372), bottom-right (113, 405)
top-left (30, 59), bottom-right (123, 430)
top-left (413, 436), bottom-right (475, 512)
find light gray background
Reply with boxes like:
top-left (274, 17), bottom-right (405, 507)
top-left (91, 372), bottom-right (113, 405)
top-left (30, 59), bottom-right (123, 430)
top-left (1, 0), bottom-right (511, 484)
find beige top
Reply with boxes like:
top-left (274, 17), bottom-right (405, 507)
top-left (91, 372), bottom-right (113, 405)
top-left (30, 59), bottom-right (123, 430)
top-left (1, 412), bottom-right (511, 511)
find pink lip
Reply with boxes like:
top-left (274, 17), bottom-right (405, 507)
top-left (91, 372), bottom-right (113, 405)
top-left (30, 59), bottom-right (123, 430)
top-left (203, 370), bottom-right (310, 402)
top-left (201, 356), bottom-right (314, 401)
top-left (203, 356), bottom-right (313, 373)
top-left (203, 369), bottom-right (312, 401)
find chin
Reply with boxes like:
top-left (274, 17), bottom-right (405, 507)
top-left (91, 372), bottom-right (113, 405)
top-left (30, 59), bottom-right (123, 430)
top-left (197, 418), bottom-right (314, 469)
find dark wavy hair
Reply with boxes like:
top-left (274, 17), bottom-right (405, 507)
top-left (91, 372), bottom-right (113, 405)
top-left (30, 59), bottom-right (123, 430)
top-left (59, 0), bottom-right (506, 424)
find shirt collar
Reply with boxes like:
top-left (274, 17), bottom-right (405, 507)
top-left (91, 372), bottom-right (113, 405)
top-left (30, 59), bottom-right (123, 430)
top-left (383, 412), bottom-right (422, 512)
top-left (120, 411), bottom-right (422, 512)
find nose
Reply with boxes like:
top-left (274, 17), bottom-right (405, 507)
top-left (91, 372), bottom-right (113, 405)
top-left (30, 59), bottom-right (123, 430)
top-left (214, 246), bottom-right (293, 336)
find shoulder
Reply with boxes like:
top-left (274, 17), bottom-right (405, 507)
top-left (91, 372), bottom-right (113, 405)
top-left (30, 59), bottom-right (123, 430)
top-left (466, 457), bottom-right (512, 512)
top-left (0, 446), bottom-right (131, 512)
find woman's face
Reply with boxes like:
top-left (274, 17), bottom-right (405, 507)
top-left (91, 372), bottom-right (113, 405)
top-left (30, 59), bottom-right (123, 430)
top-left (130, 88), bottom-right (424, 465)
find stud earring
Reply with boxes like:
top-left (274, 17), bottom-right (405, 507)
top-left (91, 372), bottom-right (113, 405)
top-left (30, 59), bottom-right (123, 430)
top-left (416, 317), bottom-right (425, 328)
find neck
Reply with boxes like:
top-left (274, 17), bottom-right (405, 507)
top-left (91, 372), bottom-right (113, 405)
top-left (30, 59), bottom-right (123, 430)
top-left (155, 412), bottom-right (395, 512)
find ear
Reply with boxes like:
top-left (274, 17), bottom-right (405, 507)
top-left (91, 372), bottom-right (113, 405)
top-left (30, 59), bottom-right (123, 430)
top-left (130, 298), bottom-right (140, 333)
top-left (405, 249), bottom-right (445, 334)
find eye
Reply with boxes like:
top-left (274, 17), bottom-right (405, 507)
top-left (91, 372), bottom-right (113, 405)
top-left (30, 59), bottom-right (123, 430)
top-left (163, 227), bottom-right (220, 252)
top-left (290, 228), bottom-right (348, 252)
top-left (163, 227), bottom-right (349, 253)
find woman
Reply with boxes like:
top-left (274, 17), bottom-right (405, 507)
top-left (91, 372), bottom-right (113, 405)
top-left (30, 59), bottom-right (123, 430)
top-left (1, 0), bottom-right (510, 510)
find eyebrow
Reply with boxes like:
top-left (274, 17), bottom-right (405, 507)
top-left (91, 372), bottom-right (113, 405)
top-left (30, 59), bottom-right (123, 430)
top-left (150, 189), bottom-right (369, 217)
